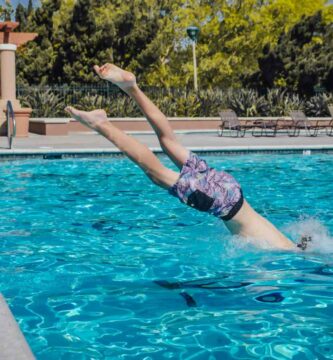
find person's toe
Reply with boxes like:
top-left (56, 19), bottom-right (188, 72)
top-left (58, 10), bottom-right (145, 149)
top-left (65, 106), bottom-right (79, 116)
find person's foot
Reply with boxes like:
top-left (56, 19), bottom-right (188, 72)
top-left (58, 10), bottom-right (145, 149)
top-left (93, 63), bottom-right (136, 91)
top-left (65, 107), bottom-right (108, 131)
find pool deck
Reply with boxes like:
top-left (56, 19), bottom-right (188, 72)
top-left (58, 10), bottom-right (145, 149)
top-left (0, 295), bottom-right (35, 359)
top-left (1, 130), bottom-right (333, 158)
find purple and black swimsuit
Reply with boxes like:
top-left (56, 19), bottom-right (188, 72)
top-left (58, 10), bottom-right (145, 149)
top-left (168, 152), bottom-right (244, 221)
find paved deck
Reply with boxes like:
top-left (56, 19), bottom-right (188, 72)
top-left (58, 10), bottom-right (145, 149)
top-left (1, 131), bottom-right (333, 157)
top-left (0, 295), bottom-right (35, 360)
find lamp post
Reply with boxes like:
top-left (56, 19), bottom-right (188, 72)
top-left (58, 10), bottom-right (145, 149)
top-left (186, 26), bottom-right (199, 91)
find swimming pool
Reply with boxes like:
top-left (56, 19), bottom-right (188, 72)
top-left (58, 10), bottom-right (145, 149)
top-left (0, 153), bottom-right (332, 359)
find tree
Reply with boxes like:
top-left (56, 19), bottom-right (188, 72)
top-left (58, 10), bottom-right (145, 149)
top-left (167, 0), bottom-right (332, 88)
top-left (53, 0), bottom-right (176, 84)
top-left (16, 0), bottom-right (61, 85)
top-left (246, 11), bottom-right (333, 95)
top-left (27, 0), bottom-right (33, 16)
top-left (15, 4), bottom-right (28, 31)
top-left (15, 0), bottom-right (333, 89)
top-left (53, 0), bottom-right (95, 83)
top-left (0, 1), bottom-right (14, 21)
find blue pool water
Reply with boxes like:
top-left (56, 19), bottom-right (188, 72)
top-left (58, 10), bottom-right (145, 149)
top-left (0, 153), bottom-right (332, 359)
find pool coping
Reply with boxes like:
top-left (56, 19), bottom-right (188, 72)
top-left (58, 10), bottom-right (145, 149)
top-left (0, 144), bottom-right (333, 160)
top-left (0, 294), bottom-right (35, 360)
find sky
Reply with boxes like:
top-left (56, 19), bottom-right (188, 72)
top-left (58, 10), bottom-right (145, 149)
top-left (1, 0), bottom-right (39, 8)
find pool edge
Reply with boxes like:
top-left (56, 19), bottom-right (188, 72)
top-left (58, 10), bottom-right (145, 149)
top-left (0, 294), bottom-right (35, 360)
top-left (0, 144), bottom-right (333, 160)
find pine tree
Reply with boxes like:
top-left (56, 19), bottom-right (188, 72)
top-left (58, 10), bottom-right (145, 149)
top-left (15, 4), bottom-right (27, 31)
top-left (16, 0), bottom-right (61, 85)
top-left (53, 0), bottom-right (99, 83)
top-left (54, 0), bottom-right (167, 84)
top-left (27, 0), bottom-right (33, 16)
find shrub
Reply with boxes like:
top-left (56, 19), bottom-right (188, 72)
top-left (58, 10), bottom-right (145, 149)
top-left (197, 89), bottom-right (227, 117)
top-left (19, 88), bottom-right (65, 117)
top-left (305, 94), bottom-right (333, 116)
top-left (263, 90), bottom-right (305, 116)
top-left (108, 96), bottom-right (142, 117)
top-left (225, 89), bottom-right (267, 116)
top-left (18, 85), bottom-right (333, 118)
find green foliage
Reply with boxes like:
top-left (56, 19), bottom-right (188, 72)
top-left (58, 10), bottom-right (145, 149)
top-left (305, 94), bottom-right (333, 116)
top-left (70, 94), bottom-right (144, 117)
top-left (53, 0), bottom-right (100, 83)
top-left (20, 88), bottom-right (65, 117)
top-left (17, 85), bottom-right (331, 118)
top-left (262, 89), bottom-right (304, 116)
top-left (0, 1), bottom-right (14, 21)
top-left (263, 89), bottom-right (288, 116)
top-left (225, 89), bottom-right (267, 116)
top-left (16, 0), bottom-right (61, 85)
top-left (148, 0), bottom-right (331, 88)
top-left (16, 0), bottom-right (333, 90)
top-left (108, 97), bottom-right (143, 117)
top-left (148, 92), bottom-right (179, 117)
top-left (14, 0), bottom-right (34, 31)
top-left (74, 94), bottom-right (111, 112)
top-left (15, 4), bottom-right (27, 30)
top-left (173, 91), bottom-right (202, 117)
top-left (197, 89), bottom-right (227, 117)
top-left (27, 0), bottom-right (33, 16)
top-left (247, 11), bottom-right (333, 96)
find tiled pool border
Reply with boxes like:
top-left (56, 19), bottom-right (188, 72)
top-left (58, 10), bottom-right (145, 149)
top-left (0, 294), bottom-right (35, 359)
top-left (0, 145), bottom-right (333, 161)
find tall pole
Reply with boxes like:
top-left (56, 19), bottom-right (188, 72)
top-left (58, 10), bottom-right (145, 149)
top-left (192, 40), bottom-right (198, 92)
top-left (186, 26), bottom-right (199, 92)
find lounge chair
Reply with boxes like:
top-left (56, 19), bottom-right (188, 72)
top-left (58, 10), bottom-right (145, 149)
top-left (253, 119), bottom-right (279, 137)
top-left (218, 110), bottom-right (245, 137)
top-left (218, 109), bottom-right (272, 137)
top-left (288, 110), bottom-right (320, 137)
top-left (327, 104), bottom-right (333, 136)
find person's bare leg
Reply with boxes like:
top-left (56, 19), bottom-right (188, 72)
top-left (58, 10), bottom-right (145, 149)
top-left (91, 65), bottom-right (296, 251)
top-left (93, 64), bottom-right (189, 169)
top-left (65, 106), bottom-right (179, 188)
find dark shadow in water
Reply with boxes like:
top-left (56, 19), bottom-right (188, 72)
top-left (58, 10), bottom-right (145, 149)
top-left (154, 277), bottom-right (253, 307)
top-left (154, 278), bottom-right (252, 290)
top-left (255, 292), bottom-right (285, 303)
top-left (180, 292), bottom-right (197, 307)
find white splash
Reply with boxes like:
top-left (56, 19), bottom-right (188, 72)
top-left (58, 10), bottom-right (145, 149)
top-left (285, 217), bottom-right (333, 254)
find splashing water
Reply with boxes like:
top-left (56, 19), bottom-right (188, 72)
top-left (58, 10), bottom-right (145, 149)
top-left (285, 217), bottom-right (333, 254)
